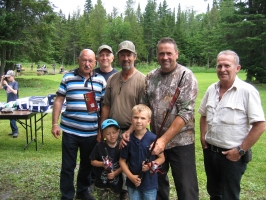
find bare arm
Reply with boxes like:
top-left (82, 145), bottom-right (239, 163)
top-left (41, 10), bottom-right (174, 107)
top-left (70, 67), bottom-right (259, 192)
top-left (223, 121), bottom-right (266, 162)
top-left (200, 115), bottom-right (208, 149)
top-left (119, 158), bottom-right (141, 187)
top-left (91, 160), bottom-right (104, 167)
top-left (120, 124), bottom-right (134, 148)
top-left (152, 116), bottom-right (185, 155)
top-left (51, 95), bottom-right (64, 139)
top-left (100, 104), bottom-right (111, 123)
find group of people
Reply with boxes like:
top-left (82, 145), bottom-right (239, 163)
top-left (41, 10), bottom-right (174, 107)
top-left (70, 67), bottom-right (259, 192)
top-left (51, 37), bottom-right (265, 200)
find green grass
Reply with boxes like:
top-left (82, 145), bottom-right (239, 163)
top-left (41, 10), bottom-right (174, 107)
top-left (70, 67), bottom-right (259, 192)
top-left (0, 66), bottom-right (265, 200)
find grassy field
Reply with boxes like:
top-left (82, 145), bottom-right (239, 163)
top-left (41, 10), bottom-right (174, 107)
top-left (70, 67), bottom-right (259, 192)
top-left (0, 65), bottom-right (265, 200)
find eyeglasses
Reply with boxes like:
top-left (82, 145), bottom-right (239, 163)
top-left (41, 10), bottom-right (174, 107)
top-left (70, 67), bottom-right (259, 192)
top-left (80, 59), bottom-right (95, 64)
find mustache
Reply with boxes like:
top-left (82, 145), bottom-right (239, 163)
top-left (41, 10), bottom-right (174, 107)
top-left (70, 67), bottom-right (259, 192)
top-left (84, 65), bottom-right (91, 69)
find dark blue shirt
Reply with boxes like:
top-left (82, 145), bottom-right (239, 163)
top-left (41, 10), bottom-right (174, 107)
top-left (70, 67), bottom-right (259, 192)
top-left (120, 130), bottom-right (158, 191)
top-left (4, 81), bottom-right (18, 102)
top-left (94, 67), bottom-right (118, 81)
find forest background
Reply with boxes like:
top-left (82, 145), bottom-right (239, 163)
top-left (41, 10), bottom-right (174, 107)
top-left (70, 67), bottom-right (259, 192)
top-left (0, 0), bottom-right (266, 83)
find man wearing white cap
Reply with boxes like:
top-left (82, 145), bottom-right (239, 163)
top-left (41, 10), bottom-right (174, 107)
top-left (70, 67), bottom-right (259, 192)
top-left (95, 45), bottom-right (118, 81)
top-left (0, 70), bottom-right (19, 138)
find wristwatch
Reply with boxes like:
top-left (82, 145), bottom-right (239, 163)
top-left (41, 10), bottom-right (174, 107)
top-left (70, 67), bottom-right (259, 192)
top-left (237, 146), bottom-right (246, 156)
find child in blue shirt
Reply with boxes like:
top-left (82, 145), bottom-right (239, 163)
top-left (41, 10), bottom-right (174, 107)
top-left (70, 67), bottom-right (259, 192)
top-left (120, 104), bottom-right (165, 200)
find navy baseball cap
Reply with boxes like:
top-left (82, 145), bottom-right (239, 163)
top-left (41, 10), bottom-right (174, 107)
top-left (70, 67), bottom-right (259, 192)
top-left (101, 119), bottom-right (120, 130)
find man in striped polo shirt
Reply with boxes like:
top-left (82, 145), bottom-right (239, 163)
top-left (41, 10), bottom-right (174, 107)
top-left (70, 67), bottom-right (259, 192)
top-left (52, 49), bottom-right (106, 200)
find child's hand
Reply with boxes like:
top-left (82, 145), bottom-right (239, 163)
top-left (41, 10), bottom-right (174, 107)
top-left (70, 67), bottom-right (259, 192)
top-left (107, 170), bottom-right (115, 180)
top-left (142, 161), bottom-right (150, 172)
top-left (130, 175), bottom-right (141, 187)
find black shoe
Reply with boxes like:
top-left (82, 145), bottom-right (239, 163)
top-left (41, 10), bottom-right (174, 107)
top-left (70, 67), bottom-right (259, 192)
top-left (75, 192), bottom-right (95, 200)
top-left (13, 133), bottom-right (18, 138)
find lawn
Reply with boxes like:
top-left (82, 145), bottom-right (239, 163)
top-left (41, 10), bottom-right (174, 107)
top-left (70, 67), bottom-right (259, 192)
top-left (0, 66), bottom-right (265, 200)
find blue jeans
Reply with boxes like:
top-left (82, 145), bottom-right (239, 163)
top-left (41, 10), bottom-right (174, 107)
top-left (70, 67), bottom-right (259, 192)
top-left (10, 119), bottom-right (18, 133)
top-left (128, 187), bottom-right (157, 200)
top-left (60, 132), bottom-right (97, 200)
top-left (157, 144), bottom-right (199, 200)
top-left (203, 147), bottom-right (247, 200)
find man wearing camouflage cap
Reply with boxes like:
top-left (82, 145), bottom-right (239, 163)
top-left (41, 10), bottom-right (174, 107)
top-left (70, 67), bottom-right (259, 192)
top-left (101, 40), bottom-right (145, 200)
top-left (95, 45), bottom-right (118, 81)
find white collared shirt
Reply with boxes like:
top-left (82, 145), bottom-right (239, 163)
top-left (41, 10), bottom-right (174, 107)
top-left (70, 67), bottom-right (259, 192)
top-left (198, 76), bottom-right (265, 149)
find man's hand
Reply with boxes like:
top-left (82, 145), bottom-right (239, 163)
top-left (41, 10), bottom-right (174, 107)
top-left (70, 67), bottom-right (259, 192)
top-left (51, 125), bottom-right (61, 139)
top-left (150, 137), bottom-right (166, 155)
top-left (119, 130), bottom-right (131, 149)
top-left (201, 137), bottom-right (208, 149)
top-left (222, 148), bottom-right (242, 162)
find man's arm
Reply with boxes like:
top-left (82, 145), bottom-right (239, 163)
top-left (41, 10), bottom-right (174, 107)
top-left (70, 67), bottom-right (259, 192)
top-left (100, 104), bottom-right (110, 124)
top-left (241, 121), bottom-right (266, 150)
top-left (51, 95), bottom-right (64, 139)
top-left (151, 116), bottom-right (185, 155)
top-left (200, 115), bottom-right (208, 149)
top-left (222, 121), bottom-right (265, 162)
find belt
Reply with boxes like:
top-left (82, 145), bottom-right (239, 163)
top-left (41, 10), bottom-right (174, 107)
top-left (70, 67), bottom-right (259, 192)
top-left (207, 143), bottom-right (229, 153)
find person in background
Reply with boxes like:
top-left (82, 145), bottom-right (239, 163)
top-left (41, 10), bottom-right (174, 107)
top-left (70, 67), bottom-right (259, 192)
top-left (59, 65), bottom-right (64, 74)
top-left (0, 70), bottom-right (19, 138)
top-left (90, 119), bottom-right (123, 200)
top-left (51, 49), bottom-right (106, 200)
top-left (16, 64), bottom-right (21, 76)
top-left (31, 63), bottom-right (33, 71)
top-left (198, 50), bottom-right (266, 200)
top-left (52, 63), bottom-right (56, 74)
top-left (119, 104), bottom-right (165, 200)
top-left (101, 40), bottom-right (146, 200)
top-left (95, 45), bottom-right (118, 81)
top-left (138, 37), bottom-right (199, 200)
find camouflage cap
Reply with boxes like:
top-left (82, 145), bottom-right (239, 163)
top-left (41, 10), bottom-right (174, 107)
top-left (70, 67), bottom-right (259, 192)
top-left (5, 70), bottom-right (15, 77)
top-left (97, 45), bottom-right (113, 55)
top-left (117, 40), bottom-right (136, 54)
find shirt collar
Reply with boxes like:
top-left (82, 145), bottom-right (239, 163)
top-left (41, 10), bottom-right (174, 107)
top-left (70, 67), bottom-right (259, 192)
top-left (215, 75), bottom-right (240, 91)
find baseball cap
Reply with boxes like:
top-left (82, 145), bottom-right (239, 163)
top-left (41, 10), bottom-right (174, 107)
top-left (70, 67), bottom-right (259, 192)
top-left (97, 45), bottom-right (113, 55)
top-left (117, 40), bottom-right (136, 54)
top-left (5, 70), bottom-right (15, 77)
top-left (101, 119), bottom-right (120, 130)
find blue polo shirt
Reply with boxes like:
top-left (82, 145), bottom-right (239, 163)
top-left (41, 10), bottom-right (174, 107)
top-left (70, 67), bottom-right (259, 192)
top-left (120, 130), bottom-right (158, 191)
top-left (56, 69), bottom-right (106, 137)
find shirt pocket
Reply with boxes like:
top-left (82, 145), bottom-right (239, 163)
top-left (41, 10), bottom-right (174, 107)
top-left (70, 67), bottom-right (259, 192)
top-left (206, 101), bottom-right (216, 123)
top-left (220, 102), bottom-right (246, 125)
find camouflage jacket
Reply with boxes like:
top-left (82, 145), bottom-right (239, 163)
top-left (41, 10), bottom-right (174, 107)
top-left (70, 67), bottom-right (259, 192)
top-left (141, 64), bottom-right (198, 149)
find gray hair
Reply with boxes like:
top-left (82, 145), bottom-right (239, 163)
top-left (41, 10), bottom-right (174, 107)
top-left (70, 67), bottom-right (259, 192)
top-left (217, 50), bottom-right (240, 66)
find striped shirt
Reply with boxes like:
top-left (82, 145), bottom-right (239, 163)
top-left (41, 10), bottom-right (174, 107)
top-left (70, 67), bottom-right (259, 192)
top-left (56, 69), bottom-right (106, 137)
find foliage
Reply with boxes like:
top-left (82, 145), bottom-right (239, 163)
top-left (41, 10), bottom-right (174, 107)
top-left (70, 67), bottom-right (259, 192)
top-left (1, 0), bottom-right (266, 82)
